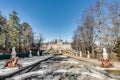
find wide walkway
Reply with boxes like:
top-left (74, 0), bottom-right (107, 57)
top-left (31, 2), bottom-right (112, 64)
top-left (64, 54), bottom-right (120, 70)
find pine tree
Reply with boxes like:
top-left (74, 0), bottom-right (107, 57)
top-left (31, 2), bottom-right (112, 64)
top-left (21, 22), bottom-right (33, 50)
top-left (7, 10), bottom-right (20, 48)
top-left (0, 12), bottom-right (7, 47)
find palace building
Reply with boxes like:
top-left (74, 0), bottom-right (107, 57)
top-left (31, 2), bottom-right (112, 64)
top-left (41, 39), bottom-right (72, 50)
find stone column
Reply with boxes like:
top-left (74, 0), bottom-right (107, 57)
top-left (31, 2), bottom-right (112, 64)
top-left (87, 51), bottom-right (90, 59)
top-left (37, 50), bottom-right (40, 56)
top-left (29, 50), bottom-right (32, 57)
top-left (79, 51), bottom-right (82, 57)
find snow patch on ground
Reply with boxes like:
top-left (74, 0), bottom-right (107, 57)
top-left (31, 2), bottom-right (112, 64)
top-left (0, 54), bottom-right (53, 76)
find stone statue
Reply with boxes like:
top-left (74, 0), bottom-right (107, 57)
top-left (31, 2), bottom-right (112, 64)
top-left (4, 47), bottom-right (21, 68)
top-left (37, 50), bottom-right (40, 56)
top-left (98, 48), bottom-right (114, 68)
top-left (87, 51), bottom-right (90, 59)
top-left (29, 50), bottom-right (32, 57)
top-left (11, 47), bottom-right (17, 58)
top-left (79, 51), bottom-right (82, 57)
top-left (99, 57), bottom-right (113, 68)
top-left (102, 47), bottom-right (108, 59)
top-left (4, 57), bottom-right (20, 68)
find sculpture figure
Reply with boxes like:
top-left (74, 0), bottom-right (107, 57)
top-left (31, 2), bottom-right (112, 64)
top-left (102, 47), bottom-right (108, 59)
top-left (99, 57), bottom-right (113, 68)
top-left (98, 48), bottom-right (113, 68)
top-left (79, 51), bottom-right (82, 57)
top-left (29, 50), bottom-right (32, 57)
top-left (87, 51), bottom-right (90, 59)
top-left (4, 57), bottom-right (20, 67)
top-left (4, 47), bottom-right (21, 68)
top-left (11, 47), bottom-right (17, 58)
top-left (37, 50), bottom-right (40, 56)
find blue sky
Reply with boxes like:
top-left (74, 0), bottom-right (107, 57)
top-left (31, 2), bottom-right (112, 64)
top-left (0, 0), bottom-right (96, 42)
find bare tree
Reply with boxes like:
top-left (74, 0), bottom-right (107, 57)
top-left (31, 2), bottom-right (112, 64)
top-left (36, 33), bottom-right (44, 50)
top-left (72, 6), bottom-right (96, 56)
top-left (72, 0), bottom-right (120, 59)
top-left (107, 0), bottom-right (120, 42)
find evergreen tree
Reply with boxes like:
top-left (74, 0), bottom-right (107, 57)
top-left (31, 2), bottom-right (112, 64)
top-left (0, 12), bottom-right (7, 47)
top-left (0, 9), bottom-right (34, 53)
top-left (7, 10), bottom-right (20, 48)
top-left (21, 22), bottom-right (33, 50)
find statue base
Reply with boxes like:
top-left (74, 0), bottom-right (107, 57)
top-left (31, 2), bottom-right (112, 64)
top-left (4, 57), bottom-right (21, 68)
top-left (99, 57), bottom-right (113, 68)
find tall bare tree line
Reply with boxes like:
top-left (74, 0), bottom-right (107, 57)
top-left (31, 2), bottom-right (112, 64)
top-left (72, 0), bottom-right (120, 56)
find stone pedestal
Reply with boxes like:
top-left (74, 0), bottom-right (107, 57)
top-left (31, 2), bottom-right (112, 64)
top-left (29, 50), bottom-right (32, 57)
top-left (79, 51), bottom-right (82, 57)
top-left (37, 50), bottom-right (40, 56)
top-left (87, 51), bottom-right (90, 59)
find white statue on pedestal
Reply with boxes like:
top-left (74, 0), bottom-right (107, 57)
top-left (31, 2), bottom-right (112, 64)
top-left (87, 51), bottom-right (90, 59)
top-left (79, 51), bottom-right (82, 57)
top-left (102, 47), bottom-right (108, 59)
top-left (11, 47), bottom-right (16, 58)
top-left (37, 50), bottom-right (40, 56)
top-left (29, 50), bottom-right (32, 57)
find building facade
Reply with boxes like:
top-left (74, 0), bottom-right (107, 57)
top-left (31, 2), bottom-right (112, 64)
top-left (41, 39), bottom-right (72, 50)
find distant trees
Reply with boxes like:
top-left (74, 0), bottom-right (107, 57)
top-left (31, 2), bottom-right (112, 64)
top-left (107, 1), bottom-right (120, 52)
top-left (72, 6), bottom-right (96, 54)
top-left (107, 1), bottom-right (120, 39)
top-left (7, 10), bottom-right (20, 47)
top-left (21, 22), bottom-right (33, 50)
top-left (72, 0), bottom-right (120, 58)
top-left (114, 39), bottom-right (120, 60)
top-left (0, 12), bottom-right (7, 33)
top-left (0, 10), bottom-right (34, 53)
top-left (0, 12), bottom-right (7, 48)
top-left (35, 33), bottom-right (44, 50)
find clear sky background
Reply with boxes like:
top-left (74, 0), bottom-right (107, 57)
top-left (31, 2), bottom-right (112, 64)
top-left (0, 0), bottom-right (96, 42)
